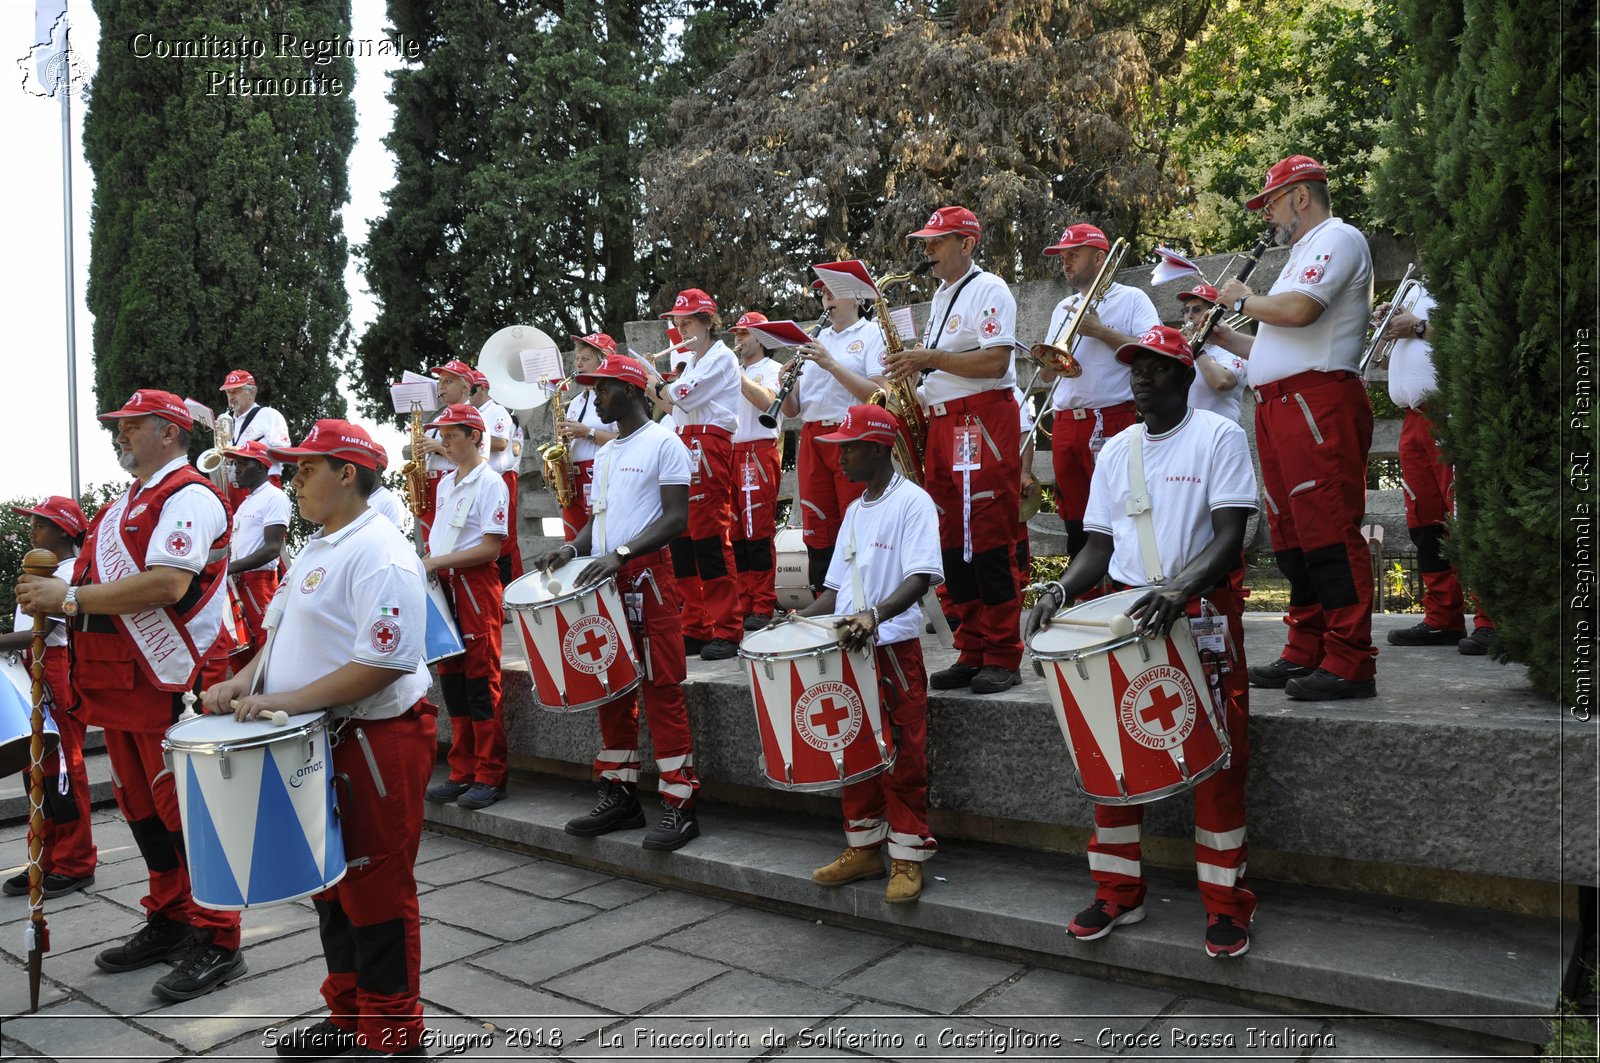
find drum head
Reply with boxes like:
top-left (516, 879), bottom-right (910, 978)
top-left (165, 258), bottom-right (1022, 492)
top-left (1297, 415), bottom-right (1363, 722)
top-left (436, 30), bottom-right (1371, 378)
top-left (739, 615), bottom-right (847, 656)
top-left (1030, 587), bottom-right (1151, 654)
top-left (0, 654), bottom-right (61, 777)
top-left (506, 558), bottom-right (602, 608)
top-left (166, 710), bottom-right (327, 752)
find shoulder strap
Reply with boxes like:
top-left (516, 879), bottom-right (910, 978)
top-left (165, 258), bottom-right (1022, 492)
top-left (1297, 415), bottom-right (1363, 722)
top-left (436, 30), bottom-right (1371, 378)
top-left (1125, 427), bottom-right (1166, 583)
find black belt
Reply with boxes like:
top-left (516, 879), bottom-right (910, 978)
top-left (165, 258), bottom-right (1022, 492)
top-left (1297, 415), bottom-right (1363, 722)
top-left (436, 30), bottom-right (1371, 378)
top-left (73, 615), bottom-right (118, 634)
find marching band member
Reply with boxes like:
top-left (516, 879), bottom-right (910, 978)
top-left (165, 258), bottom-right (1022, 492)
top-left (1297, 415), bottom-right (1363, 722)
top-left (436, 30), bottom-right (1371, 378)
top-left (1212, 155), bottom-right (1378, 700)
top-left (408, 359), bottom-right (480, 537)
top-left (2, 497), bottom-right (96, 899)
top-left (421, 404), bottom-right (510, 812)
top-left (798, 404), bottom-right (942, 903)
top-left (644, 289), bottom-right (743, 661)
top-left (532, 357), bottom-right (703, 851)
top-left (1039, 224), bottom-right (1161, 559)
top-left (1025, 325), bottom-right (1257, 958)
top-left (779, 278), bottom-right (889, 594)
top-left (553, 334), bottom-right (620, 542)
top-left (222, 440), bottom-right (289, 667)
top-left (885, 205), bottom-right (1023, 695)
top-left (205, 420), bottom-right (436, 1058)
top-left (470, 367), bottom-right (523, 584)
top-left (16, 390), bottom-right (243, 1000)
top-left (728, 311), bottom-right (785, 629)
top-left (1177, 283), bottom-right (1250, 422)
top-left (218, 369), bottom-right (291, 510)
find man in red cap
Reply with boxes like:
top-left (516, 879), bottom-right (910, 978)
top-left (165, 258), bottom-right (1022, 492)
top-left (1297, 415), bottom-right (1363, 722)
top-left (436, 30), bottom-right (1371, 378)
top-left (2, 496), bottom-right (97, 899)
top-left (16, 390), bottom-right (244, 1000)
top-left (421, 403), bottom-right (510, 811)
top-left (218, 369), bottom-right (290, 511)
top-left (795, 404), bottom-right (944, 903)
top-left (204, 419), bottom-right (437, 1058)
top-left (643, 289), bottom-right (744, 660)
top-left (726, 311), bottom-right (785, 627)
top-left (883, 205), bottom-right (1024, 695)
top-left (1176, 284), bottom-right (1250, 423)
top-left (407, 360), bottom-right (481, 538)
top-left (553, 334), bottom-right (622, 540)
top-left (467, 367), bottom-right (523, 584)
top-left (531, 356), bottom-right (704, 851)
top-left (1212, 155), bottom-right (1378, 700)
top-left (1039, 223), bottom-right (1162, 564)
top-left (221, 440), bottom-right (289, 667)
top-left (1026, 325), bottom-right (1258, 958)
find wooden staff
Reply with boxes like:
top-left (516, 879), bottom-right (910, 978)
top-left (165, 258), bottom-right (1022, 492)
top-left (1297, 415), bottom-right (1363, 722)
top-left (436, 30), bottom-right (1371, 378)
top-left (20, 548), bottom-right (58, 1012)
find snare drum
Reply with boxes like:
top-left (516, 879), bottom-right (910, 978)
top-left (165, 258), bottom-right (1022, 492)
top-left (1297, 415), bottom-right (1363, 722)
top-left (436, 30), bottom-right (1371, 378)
top-left (1027, 588), bottom-right (1229, 805)
top-left (424, 577), bottom-right (466, 664)
top-left (0, 652), bottom-right (60, 777)
top-left (505, 559), bottom-right (641, 713)
top-left (773, 526), bottom-right (813, 611)
top-left (739, 617), bottom-right (893, 791)
top-left (164, 711), bottom-right (346, 909)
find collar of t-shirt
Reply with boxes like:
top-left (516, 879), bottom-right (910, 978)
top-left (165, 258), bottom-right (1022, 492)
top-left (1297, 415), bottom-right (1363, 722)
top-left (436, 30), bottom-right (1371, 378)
top-left (308, 506), bottom-right (379, 549)
top-left (1292, 216), bottom-right (1337, 251)
top-left (132, 455), bottom-right (192, 499)
top-left (827, 317), bottom-right (873, 340)
top-left (450, 460), bottom-right (492, 488)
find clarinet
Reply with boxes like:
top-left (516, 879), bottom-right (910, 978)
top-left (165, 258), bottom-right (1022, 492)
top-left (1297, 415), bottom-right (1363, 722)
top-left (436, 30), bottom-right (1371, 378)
top-left (1191, 232), bottom-right (1272, 357)
top-left (757, 315), bottom-right (828, 429)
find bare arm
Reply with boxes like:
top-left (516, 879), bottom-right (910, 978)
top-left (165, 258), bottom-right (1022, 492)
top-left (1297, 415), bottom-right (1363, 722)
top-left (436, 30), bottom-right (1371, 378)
top-left (17, 566), bottom-right (194, 617)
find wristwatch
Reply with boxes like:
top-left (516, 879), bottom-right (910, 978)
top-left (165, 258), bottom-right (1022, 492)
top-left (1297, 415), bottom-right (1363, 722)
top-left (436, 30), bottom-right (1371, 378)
top-left (62, 586), bottom-right (79, 618)
top-left (587, 426), bottom-right (596, 441)
top-left (1413, 319), bottom-right (1427, 338)
top-left (1232, 295), bottom-right (1249, 314)
top-left (614, 545), bottom-right (632, 560)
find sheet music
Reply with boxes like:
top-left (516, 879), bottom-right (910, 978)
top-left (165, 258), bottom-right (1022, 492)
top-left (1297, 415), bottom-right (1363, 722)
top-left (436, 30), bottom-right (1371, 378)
top-left (889, 306), bottom-right (918, 343)
top-left (519, 344), bottom-right (563, 385)
top-left (389, 380), bottom-right (439, 413)
top-left (183, 399), bottom-right (215, 430)
top-left (813, 260), bottom-right (880, 301)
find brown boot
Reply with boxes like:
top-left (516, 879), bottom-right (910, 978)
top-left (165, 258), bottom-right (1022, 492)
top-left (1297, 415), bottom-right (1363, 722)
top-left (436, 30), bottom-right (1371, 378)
top-left (811, 847), bottom-right (886, 886)
top-left (885, 860), bottom-right (923, 903)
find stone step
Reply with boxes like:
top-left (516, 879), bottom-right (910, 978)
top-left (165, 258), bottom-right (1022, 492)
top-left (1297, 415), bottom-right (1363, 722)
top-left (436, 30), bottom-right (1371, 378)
top-left (424, 770), bottom-right (1565, 1048)
top-left (0, 745), bottom-right (115, 823)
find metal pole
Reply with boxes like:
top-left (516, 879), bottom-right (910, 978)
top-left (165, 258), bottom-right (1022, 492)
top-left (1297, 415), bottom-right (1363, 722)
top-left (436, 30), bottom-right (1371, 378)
top-left (59, 28), bottom-right (81, 498)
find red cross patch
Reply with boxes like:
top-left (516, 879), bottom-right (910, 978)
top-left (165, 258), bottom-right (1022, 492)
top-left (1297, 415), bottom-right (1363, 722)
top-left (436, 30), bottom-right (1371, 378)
top-left (1301, 263), bottom-right (1326, 284)
top-left (164, 531), bottom-right (192, 556)
top-left (493, 507), bottom-right (507, 525)
top-left (369, 618), bottom-right (401, 655)
top-left (981, 318), bottom-right (1001, 338)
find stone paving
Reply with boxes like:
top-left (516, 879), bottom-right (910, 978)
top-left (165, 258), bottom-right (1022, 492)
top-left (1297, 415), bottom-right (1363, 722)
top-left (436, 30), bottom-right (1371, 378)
top-left (0, 810), bottom-right (1505, 1062)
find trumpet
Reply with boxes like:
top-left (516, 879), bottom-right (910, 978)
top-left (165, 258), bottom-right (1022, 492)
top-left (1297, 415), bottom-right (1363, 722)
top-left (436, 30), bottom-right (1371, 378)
top-left (1359, 264), bottom-right (1421, 374)
top-left (758, 315), bottom-right (827, 429)
top-left (1030, 238), bottom-right (1130, 377)
top-left (195, 411), bottom-right (233, 493)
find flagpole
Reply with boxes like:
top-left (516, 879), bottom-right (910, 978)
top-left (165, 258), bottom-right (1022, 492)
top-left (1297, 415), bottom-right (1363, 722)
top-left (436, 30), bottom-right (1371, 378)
top-left (58, 26), bottom-right (81, 499)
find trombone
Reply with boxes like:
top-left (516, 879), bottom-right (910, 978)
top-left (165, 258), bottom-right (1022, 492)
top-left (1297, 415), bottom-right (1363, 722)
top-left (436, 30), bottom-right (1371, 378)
top-left (1030, 238), bottom-right (1130, 377)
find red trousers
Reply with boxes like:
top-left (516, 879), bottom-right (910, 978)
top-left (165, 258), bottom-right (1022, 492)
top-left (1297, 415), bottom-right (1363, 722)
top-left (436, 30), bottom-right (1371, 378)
top-left (673, 426), bottom-right (739, 642)
top-left (232, 569), bottom-right (279, 668)
top-left (498, 470), bottom-right (524, 582)
top-left (316, 708), bottom-right (436, 1054)
top-left (1399, 408), bottom-right (1495, 632)
top-left (1050, 401), bottom-right (1139, 523)
top-left (437, 563), bottom-right (506, 788)
top-left (21, 649), bottom-right (96, 877)
top-left (1254, 371), bottom-right (1377, 682)
top-left (595, 553), bottom-right (699, 808)
top-left (922, 390), bottom-right (1024, 671)
top-left (560, 460), bottom-right (597, 543)
top-left (731, 441), bottom-right (782, 618)
top-left (1086, 593), bottom-right (1254, 923)
top-left (841, 640), bottom-right (936, 861)
top-left (797, 420), bottom-right (866, 550)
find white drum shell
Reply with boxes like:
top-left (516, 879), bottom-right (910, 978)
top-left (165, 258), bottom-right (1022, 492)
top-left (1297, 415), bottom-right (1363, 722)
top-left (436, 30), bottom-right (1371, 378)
top-left (506, 560), bottom-right (641, 713)
top-left (0, 652), bottom-right (60, 777)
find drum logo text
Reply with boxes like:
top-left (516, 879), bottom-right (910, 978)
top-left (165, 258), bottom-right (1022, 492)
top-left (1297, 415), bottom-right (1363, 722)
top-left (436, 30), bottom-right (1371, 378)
top-left (562, 616), bottom-right (618, 675)
top-left (288, 755), bottom-right (325, 789)
top-left (1118, 666), bottom-right (1199, 751)
top-left (793, 682), bottom-right (863, 753)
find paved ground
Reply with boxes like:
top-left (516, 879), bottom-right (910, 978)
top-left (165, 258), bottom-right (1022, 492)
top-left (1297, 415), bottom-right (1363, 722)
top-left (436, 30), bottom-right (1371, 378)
top-left (0, 810), bottom-right (1498, 1062)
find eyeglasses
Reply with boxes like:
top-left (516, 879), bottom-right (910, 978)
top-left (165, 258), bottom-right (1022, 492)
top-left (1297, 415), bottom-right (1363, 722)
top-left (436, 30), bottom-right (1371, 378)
top-left (1261, 188), bottom-right (1295, 214)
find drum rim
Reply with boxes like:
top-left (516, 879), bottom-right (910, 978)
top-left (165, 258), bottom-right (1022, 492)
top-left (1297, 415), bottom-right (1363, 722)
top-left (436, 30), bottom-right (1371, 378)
top-left (1074, 746), bottom-right (1231, 806)
top-left (759, 752), bottom-right (898, 793)
top-left (506, 575), bottom-right (616, 612)
top-left (1028, 628), bottom-right (1145, 660)
top-left (738, 615), bottom-right (876, 663)
top-left (532, 673), bottom-right (643, 713)
top-left (163, 709), bottom-right (330, 754)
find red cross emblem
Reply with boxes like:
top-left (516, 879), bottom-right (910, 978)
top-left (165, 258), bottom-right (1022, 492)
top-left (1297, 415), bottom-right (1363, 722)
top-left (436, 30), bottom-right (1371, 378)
top-left (1139, 684), bottom-right (1185, 733)
top-left (981, 318), bottom-right (1000, 338)
top-left (369, 618), bottom-right (401, 654)
top-left (1118, 665), bottom-right (1198, 751)
top-left (574, 626), bottom-right (609, 662)
top-left (807, 696), bottom-right (852, 738)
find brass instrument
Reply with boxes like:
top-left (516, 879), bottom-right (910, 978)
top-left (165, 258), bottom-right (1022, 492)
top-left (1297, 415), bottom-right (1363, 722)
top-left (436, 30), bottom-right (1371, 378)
top-left (758, 316), bottom-right (827, 429)
top-left (1360, 263), bottom-right (1421, 374)
top-left (1030, 237), bottom-right (1130, 377)
top-left (398, 402), bottom-right (427, 518)
top-left (195, 410), bottom-right (233, 493)
top-left (866, 263), bottom-right (932, 485)
top-left (1181, 313), bottom-right (1250, 345)
top-left (539, 375), bottom-right (579, 509)
top-left (1190, 232), bottom-right (1272, 357)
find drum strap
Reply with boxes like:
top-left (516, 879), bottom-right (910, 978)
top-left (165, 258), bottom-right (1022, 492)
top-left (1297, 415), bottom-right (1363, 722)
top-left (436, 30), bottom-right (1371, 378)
top-left (846, 490), bottom-right (953, 648)
top-left (431, 466), bottom-right (498, 557)
top-left (1125, 427), bottom-right (1166, 583)
top-left (591, 444), bottom-right (617, 555)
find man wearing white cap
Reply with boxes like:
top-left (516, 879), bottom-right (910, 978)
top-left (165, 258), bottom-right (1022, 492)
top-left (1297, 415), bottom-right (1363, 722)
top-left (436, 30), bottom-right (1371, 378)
top-left (218, 369), bottom-right (290, 510)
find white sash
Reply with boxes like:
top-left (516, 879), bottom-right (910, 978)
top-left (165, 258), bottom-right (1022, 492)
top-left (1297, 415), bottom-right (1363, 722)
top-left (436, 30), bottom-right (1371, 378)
top-left (591, 443), bottom-right (618, 555)
top-left (1125, 427), bottom-right (1166, 583)
top-left (431, 465), bottom-right (497, 557)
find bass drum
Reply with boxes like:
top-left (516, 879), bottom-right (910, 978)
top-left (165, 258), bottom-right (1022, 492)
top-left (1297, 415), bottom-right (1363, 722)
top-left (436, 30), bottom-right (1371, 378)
top-left (772, 526), bottom-right (813, 612)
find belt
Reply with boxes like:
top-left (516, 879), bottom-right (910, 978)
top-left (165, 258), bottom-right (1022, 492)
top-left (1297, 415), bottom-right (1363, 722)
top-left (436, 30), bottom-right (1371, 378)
top-left (678, 424), bottom-right (732, 439)
top-left (1252, 368), bottom-right (1357, 403)
top-left (804, 419), bottom-right (843, 429)
top-left (73, 615), bottom-right (118, 635)
top-left (1056, 400), bottom-right (1137, 420)
top-left (927, 391), bottom-right (1006, 418)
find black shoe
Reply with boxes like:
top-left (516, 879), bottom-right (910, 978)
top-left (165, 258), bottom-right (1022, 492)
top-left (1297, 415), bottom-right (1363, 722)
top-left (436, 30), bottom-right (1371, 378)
top-left (1387, 622), bottom-right (1466, 646)
top-left (565, 781), bottom-right (646, 837)
top-left (642, 804), bottom-right (700, 851)
top-left (1204, 913), bottom-right (1251, 958)
top-left (275, 1017), bottom-right (359, 1058)
top-left (457, 783), bottom-right (505, 810)
top-left (683, 636), bottom-right (708, 655)
top-left (1065, 898), bottom-right (1145, 941)
top-left (2, 870), bottom-right (94, 898)
top-left (95, 918), bottom-right (195, 972)
top-left (1247, 656), bottom-right (1315, 689)
top-left (1459, 627), bottom-right (1504, 657)
top-left (425, 779), bottom-right (471, 803)
top-left (970, 667), bottom-right (1021, 694)
top-left (151, 941), bottom-right (247, 1001)
top-left (700, 638), bottom-right (739, 661)
top-left (743, 613), bottom-right (774, 632)
top-left (930, 663), bottom-right (981, 690)
top-left (1284, 668), bottom-right (1377, 701)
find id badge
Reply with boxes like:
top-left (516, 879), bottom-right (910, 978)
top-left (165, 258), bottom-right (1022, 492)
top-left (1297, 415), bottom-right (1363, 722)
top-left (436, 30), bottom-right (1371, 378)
top-left (689, 439), bottom-right (704, 484)
top-left (1190, 614), bottom-right (1229, 661)
top-left (743, 460), bottom-right (759, 488)
top-left (582, 480), bottom-right (593, 507)
top-left (624, 592), bottom-right (644, 625)
top-left (953, 425), bottom-right (982, 472)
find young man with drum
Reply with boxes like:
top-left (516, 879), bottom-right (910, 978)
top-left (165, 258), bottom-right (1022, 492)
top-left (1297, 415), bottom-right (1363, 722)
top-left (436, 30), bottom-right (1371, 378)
top-left (203, 420), bottom-right (436, 1059)
top-left (553, 334), bottom-right (620, 541)
top-left (1024, 325), bottom-right (1257, 958)
top-left (531, 357), bottom-right (703, 851)
top-left (728, 311), bottom-right (785, 629)
top-left (422, 403), bottom-right (510, 812)
top-left (223, 440), bottom-right (290, 667)
top-left (793, 404), bottom-right (943, 903)
top-left (15, 390), bottom-right (243, 1000)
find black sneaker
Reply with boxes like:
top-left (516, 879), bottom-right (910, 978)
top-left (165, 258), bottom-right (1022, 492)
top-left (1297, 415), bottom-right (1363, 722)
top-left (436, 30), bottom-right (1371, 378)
top-left (970, 667), bottom-right (1020, 694)
top-left (1247, 657), bottom-right (1315, 688)
top-left (683, 636), bottom-right (708, 655)
top-left (95, 918), bottom-right (195, 972)
top-left (743, 613), bottom-right (774, 632)
top-left (1284, 668), bottom-right (1377, 701)
top-left (275, 1017), bottom-right (358, 1058)
top-left (929, 663), bottom-right (981, 690)
top-left (425, 779), bottom-right (471, 803)
top-left (1204, 913), bottom-right (1250, 958)
top-left (456, 783), bottom-right (505, 810)
top-left (1459, 627), bottom-right (1504, 657)
top-left (700, 638), bottom-right (739, 661)
top-left (1064, 898), bottom-right (1145, 941)
top-left (1387, 622), bottom-right (1466, 646)
top-left (565, 781), bottom-right (646, 837)
top-left (642, 804), bottom-right (700, 851)
top-left (2, 870), bottom-right (95, 898)
top-left (151, 941), bottom-right (247, 1001)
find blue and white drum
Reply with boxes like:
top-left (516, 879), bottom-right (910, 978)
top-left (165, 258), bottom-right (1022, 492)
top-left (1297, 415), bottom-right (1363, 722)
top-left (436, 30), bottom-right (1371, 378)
top-left (163, 710), bottom-right (346, 910)
top-left (1, 652), bottom-right (60, 778)
top-left (424, 577), bottom-right (466, 664)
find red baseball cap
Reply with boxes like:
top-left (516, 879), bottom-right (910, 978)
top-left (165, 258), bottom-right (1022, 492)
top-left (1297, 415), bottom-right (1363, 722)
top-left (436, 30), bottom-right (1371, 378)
top-left (730, 311), bottom-right (769, 331)
top-left (222, 439), bottom-right (272, 466)
top-left (424, 403), bottom-right (487, 433)
top-left (467, 368), bottom-right (490, 389)
top-left (1115, 325), bottom-right (1196, 368)
top-left (909, 206), bottom-right (982, 242)
top-left (1245, 154), bottom-right (1329, 211)
top-left (1044, 223), bottom-right (1110, 255)
top-left (99, 389), bottom-right (193, 430)
top-left (269, 420), bottom-right (387, 471)
top-left (430, 359), bottom-right (475, 383)
top-left (816, 404), bottom-right (903, 447)
top-left (660, 288), bottom-right (718, 318)
top-left (575, 333), bottom-right (618, 358)
top-left (575, 356), bottom-right (650, 391)
top-left (219, 369), bottom-right (256, 391)
top-left (11, 496), bottom-right (87, 537)
top-left (1176, 283), bottom-right (1221, 306)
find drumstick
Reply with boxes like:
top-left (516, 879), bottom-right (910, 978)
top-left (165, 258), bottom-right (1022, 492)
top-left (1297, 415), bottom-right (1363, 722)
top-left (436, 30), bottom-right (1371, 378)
top-left (227, 700), bottom-right (290, 726)
top-left (1053, 614), bottom-right (1138, 637)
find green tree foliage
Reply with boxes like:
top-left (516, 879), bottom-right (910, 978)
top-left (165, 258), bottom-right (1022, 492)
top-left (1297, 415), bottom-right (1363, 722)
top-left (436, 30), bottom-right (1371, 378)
top-left (84, 1), bottom-right (354, 443)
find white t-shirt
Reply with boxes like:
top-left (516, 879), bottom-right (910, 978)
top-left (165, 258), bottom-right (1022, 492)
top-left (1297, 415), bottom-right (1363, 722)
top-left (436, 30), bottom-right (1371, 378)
top-left (734, 356), bottom-right (784, 443)
top-left (423, 423), bottom-right (490, 476)
top-left (798, 317), bottom-right (885, 423)
top-left (137, 457), bottom-right (229, 573)
top-left (426, 461), bottom-right (508, 561)
top-left (1046, 283), bottom-right (1161, 410)
top-left (264, 508), bottom-right (431, 720)
top-left (921, 266), bottom-right (1018, 404)
top-left (587, 420), bottom-right (692, 557)
top-left (232, 404), bottom-right (292, 477)
top-left (1014, 386), bottom-right (1036, 435)
top-left (1188, 345), bottom-right (1250, 422)
top-left (1386, 287), bottom-right (1438, 410)
top-left (1250, 217), bottom-right (1373, 386)
top-left (368, 486), bottom-right (407, 530)
top-left (668, 341), bottom-right (740, 431)
top-left (231, 482), bottom-right (291, 570)
top-left (13, 557), bottom-right (73, 648)
top-left (823, 475), bottom-right (945, 646)
top-left (1083, 410), bottom-right (1258, 588)
top-left (479, 399), bottom-right (517, 475)
top-left (567, 387), bottom-right (617, 464)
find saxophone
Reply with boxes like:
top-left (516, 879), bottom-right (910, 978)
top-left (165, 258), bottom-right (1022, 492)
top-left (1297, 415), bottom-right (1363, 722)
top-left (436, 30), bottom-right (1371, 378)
top-left (868, 263), bottom-right (932, 486)
top-left (539, 375), bottom-right (578, 509)
top-left (399, 402), bottom-right (427, 517)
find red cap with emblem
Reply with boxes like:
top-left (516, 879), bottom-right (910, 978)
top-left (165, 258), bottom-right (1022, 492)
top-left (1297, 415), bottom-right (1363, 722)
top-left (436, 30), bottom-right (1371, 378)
top-left (11, 496), bottom-right (88, 537)
top-left (222, 439), bottom-right (273, 466)
top-left (815, 404), bottom-right (904, 447)
top-left (660, 288), bottom-right (718, 318)
top-left (430, 359), bottom-right (475, 383)
top-left (98, 389), bottom-right (194, 430)
top-left (219, 369), bottom-right (256, 391)
top-left (576, 356), bottom-right (650, 391)
top-left (467, 368), bottom-right (490, 389)
top-left (575, 333), bottom-right (618, 358)
top-left (1177, 283), bottom-right (1221, 306)
top-left (730, 311), bottom-right (769, 331)
top-left (269, 419), bottom-right (387, 471)
top-left (1043, 223), bottom-right (1110, 255)
top-left (424, 403), bottom-right (487, 434)
top-left (1114, 325), bottom-right (1196, 368)
top-left (1245, 154), bottom-right (1329, 210)
top-left (909, 205), bottom-right (982, 242)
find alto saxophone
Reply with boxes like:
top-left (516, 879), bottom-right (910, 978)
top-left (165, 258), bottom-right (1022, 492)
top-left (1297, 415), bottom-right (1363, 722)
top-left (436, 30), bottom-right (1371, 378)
top-left (399, 402), bottom-right (427, 517)
top-left (867, 263), bottom-right (932, 486)
top-left (539, 375), bottom-right (579, 509)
